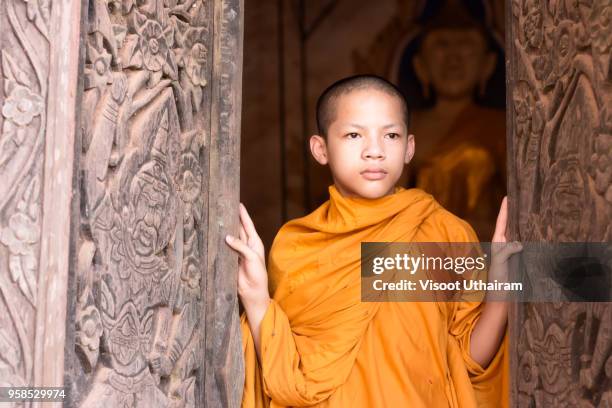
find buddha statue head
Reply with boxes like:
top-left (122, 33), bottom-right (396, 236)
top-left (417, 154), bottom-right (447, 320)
top-left (412, 0), bottom-right (498, 103)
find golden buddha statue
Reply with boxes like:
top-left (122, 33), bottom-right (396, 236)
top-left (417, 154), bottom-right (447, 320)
top-left (406, 0), bottom-right (506, 240)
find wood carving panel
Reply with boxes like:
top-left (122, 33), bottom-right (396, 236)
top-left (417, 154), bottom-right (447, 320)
top-left (507, 0), bottom-right (612, 406)
top-left (66, 0), bottom-right (214, 406)
top-left (0, 0), bottom-right (50, 395)
top-left (0, 0), bottom-right (243, 405)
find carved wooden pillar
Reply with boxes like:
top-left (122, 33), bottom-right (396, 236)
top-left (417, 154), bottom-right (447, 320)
top-left (507, 0), bottom-right (611, 406)
top-left (0, 0), bottom-right (244, 406)
top-left (0, 0), bottom-right (83, 401)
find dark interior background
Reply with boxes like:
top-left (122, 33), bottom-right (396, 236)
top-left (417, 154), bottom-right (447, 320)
top-left (240, 0), bottom-right (506, 251)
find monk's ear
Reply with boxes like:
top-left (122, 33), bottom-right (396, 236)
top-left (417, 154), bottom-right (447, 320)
top-left (404, 134), bottom-right (415, 164)
top-left (310, 135), bottom-right (328, 165)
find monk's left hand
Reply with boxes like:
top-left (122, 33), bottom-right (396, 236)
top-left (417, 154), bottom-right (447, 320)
top-left (225, 203), bottom-right (270, 358)
top-left (489, 196), bottom-right (523, 281)
top-left (225, 203), bottom-right (270, 311)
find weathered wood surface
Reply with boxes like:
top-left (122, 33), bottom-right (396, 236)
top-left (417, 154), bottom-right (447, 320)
top-left (506, 0), bottom-right (612, 406)
top-left (1, 0), bottom-right (244, 405)
top-left (204, 0), bottom-right (244, 406)
top-left (0, 0), bottom-right (83, 406)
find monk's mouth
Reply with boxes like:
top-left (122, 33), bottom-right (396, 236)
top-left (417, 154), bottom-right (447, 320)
top-left (361, 170), bottom-right (387, 181)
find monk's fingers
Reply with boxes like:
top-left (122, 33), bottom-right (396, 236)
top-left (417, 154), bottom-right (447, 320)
top-left (239, 202), bottom-right (265, 255)
top-left (492, 197), bottom-right (509, 243)
top-left (491, 241), bottom-right (523, 264)
top-left (492, 197), bottom-right (508, 242)
top-left (238, 203), bottom-right (255, 234)
top-left (239, 203), bottom-right (263, 253)
top-left (239, 223), bottom-right (247, 243)
top-left (225, 234), bottom-right (257, 261)
top-left (239, 203), bottom-right (263, 243)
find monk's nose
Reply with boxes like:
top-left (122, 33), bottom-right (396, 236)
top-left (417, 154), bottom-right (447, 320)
top-left (363, 138), bottom-right (385, 159)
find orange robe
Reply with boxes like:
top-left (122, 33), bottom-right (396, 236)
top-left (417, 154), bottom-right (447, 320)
top-left (241, 185), bottom-right (508, 407)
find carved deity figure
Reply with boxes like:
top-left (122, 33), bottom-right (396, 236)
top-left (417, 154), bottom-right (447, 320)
top-left (406, 0), bottom-right (505, 239)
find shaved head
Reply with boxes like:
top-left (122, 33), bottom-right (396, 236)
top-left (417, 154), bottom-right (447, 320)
top-left (316, 75), bottom-right (411, 137)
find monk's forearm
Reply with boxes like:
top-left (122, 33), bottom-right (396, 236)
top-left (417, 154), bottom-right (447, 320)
top-left (244, 296), bottom-right (271, 361)
top-left (469, 301), bottom-right (507, 368)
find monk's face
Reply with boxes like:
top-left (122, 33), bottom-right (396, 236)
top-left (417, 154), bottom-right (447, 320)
top-left (310, 89), bottom-right (414, 199)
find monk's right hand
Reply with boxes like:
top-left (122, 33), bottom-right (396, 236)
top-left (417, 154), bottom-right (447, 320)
top-left (490, 196), bottom-right (523, 282)
top-left (225, 203), bottom-right (271, 314)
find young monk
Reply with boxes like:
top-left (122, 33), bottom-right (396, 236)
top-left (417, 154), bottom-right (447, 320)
top-left (225, 75), bottom-right (522, 407)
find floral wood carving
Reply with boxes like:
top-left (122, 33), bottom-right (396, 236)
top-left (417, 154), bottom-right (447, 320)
top-left (0, 0), bottom-right (49, 395)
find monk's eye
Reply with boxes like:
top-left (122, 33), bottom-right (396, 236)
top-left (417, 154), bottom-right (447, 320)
top-left (385, 133), bottom-right (400, 139)
top-left (346, 132), bottom-right (360, 139)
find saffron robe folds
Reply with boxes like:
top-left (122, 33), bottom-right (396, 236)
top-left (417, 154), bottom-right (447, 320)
top-left (241, 185), bottom-right (508, 407)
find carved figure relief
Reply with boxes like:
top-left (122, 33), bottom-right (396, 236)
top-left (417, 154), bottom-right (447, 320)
top-left (509, 0), bottom-right (612, 406)
top-left (1, 0), bottom-right (242, 404)
top-left (72, 0), bottom-right (211, 405)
